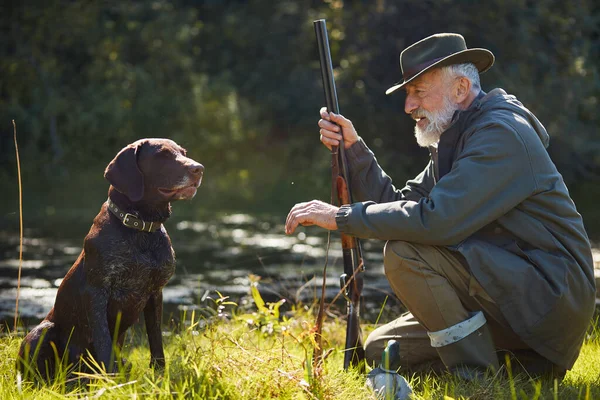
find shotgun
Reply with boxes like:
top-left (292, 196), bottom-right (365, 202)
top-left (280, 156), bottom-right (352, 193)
top-left (313, 18), bottom-right (366, 371)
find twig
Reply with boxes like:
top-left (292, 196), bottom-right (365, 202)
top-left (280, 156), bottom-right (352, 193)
top-left (311, 230), bottom-right (330, 374)
top-left (13, 120), bottom-right (24, 334)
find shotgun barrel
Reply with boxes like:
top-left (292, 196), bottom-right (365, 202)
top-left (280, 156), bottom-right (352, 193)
top-left (314, 18), bottom-right (366, 371)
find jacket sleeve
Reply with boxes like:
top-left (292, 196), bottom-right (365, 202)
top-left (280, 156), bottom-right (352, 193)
top-left (345, 138), bottom-right (434, 203)
top-left (336, 124), bottom-right (537, 245)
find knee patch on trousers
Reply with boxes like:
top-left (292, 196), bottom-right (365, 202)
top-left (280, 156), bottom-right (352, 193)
top-left (383, 240), bottom-right (421, 274)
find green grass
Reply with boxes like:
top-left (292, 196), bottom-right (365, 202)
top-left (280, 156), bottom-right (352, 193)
top-left (1, 292), bottom-right (599, 399)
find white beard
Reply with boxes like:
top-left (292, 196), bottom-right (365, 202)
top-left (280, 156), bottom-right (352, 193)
top-left (413, 95), bottom-right (458, 148)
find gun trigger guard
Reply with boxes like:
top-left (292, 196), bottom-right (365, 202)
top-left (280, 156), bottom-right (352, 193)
top-left (339, 273), bottom-right (351, 301)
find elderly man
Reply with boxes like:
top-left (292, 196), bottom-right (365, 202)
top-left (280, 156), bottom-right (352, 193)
top-left (285, 33), bottom-right (596, 379)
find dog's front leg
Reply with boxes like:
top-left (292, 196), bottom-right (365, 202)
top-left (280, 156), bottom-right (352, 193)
top-left (144, 291), bottom-right (166, 368)
top-left (84, 285), bottom-right (114, 372)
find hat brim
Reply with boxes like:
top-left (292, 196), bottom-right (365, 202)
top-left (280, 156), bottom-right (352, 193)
top-left (385, 48), bottom-right (494, 95)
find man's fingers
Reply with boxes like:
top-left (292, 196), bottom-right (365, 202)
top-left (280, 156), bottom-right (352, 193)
top-left (318, 117), bottom-right (340, 132)
top-left (329, 112), bottom-right (352, 128)
top-left (285, 202), bottom-right (311, 234)
top-left (319, 112), bottom-right (342, 150)
top-left (286, 210), bottom-right (310, 234)
top-left (320, 107), bottom-right (330, 120)
top-left (319, 134), bottom-right (336, 150)
top-left (319, 107), bottom-right (353, 130)
top-left (285, 200), bottom-right (323, 234)
top-left (322, 111), bottom-right (358, 149)
top-left (318, 108), bottom-right (358, 150)
top-left (319, 108), bottom-right (344, 131)
top-left (320, 129), bottom-right (341, 141)
top-left (285, 202), bottom-right (304, 227)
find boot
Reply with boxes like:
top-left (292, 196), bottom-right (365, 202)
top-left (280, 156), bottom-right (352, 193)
top-left (498, 349), bottom-right (567, 380)
top-left (428, 311), bottom-right (499, 380)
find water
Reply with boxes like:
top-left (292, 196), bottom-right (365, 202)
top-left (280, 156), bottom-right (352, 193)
top-left (0, 212), bottom-right (402, 330)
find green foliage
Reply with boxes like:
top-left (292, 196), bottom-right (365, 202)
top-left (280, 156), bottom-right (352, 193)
top-left (1, 0), bottom-right (599, 221)
top-left (1, 307), bottom-right (599, 399)
top-left (207, 290), bottom-right (238, 320)
top-left (246, 274), bottom-right (287, 336)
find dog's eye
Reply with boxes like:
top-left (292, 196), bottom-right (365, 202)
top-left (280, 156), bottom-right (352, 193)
top-left (157, 148), bottom-right (174, 158)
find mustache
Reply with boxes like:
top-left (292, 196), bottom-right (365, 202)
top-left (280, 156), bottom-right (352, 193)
top-left (411, 109), bottom-right (430, 120)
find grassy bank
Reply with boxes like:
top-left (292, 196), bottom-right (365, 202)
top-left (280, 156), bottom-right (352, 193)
top-left (1, 290), bottom-right (599, 399)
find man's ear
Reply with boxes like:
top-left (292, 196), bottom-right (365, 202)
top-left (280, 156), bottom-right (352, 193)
top-left (104, 143), bottom-right (145, 202)
top-left (454, 76), bottom-right (472, 103)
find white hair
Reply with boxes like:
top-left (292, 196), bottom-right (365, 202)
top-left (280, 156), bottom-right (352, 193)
top-left (440, 63), bottom-right (481, 90)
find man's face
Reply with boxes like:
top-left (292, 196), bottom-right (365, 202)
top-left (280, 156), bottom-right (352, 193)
top-left (404, 68), bottom-right (459, 147)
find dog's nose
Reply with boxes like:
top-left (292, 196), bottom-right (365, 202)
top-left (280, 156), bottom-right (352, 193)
top-left (189, 162), bottom-right (204, 176)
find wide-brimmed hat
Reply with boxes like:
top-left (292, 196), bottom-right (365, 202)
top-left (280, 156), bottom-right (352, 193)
top-left (386, 33), bottom-right (494, 95)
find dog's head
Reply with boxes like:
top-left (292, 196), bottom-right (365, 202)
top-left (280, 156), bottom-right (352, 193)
top-left (104, 138), bottom-right (203, 203)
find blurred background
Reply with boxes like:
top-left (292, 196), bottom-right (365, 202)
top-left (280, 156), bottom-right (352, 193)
top-left (0, 0), bottom-right (598, 325)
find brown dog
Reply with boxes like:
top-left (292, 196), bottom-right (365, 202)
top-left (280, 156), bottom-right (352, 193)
top-left (18, 138), bottom-right (203, 379)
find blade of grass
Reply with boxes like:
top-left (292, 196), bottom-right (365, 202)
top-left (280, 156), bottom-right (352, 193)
top-left (12, 120), bottom-right (24, 333)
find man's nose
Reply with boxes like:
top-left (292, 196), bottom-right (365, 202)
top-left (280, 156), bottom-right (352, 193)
top-left (405, 94), bottom-right (419, 115)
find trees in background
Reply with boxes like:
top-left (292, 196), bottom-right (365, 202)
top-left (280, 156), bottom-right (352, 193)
top-left (1, 0), bottom-right (598, 227)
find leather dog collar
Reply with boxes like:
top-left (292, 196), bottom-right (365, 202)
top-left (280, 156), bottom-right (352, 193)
top-left (106, 198), bottom-right (162, 233)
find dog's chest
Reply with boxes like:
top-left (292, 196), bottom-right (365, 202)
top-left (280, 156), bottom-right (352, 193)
top-left (103, 232), bottom-right (176, 295)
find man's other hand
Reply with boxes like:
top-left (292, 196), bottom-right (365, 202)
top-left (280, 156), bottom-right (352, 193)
top-left (285, 200), bottom-right (339, 234)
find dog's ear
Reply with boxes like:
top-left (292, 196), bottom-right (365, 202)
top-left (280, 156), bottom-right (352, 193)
top-left (104, 143), bottom-right (145, 202)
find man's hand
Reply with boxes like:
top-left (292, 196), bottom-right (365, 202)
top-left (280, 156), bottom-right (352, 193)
top-left (318, 108), bottom-right (359, 150)
top-left (285, 200), bottom-right (339, 235)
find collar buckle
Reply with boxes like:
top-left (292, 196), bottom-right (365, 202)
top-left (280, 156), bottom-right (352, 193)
top-left (122, 213), bottom-right (141, 229)
top-left (107, 198), bottom-right (159, 232)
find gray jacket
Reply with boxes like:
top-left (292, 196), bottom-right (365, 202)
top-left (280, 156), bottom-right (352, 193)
top-left (336, 89), bottom-right (596, 369)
